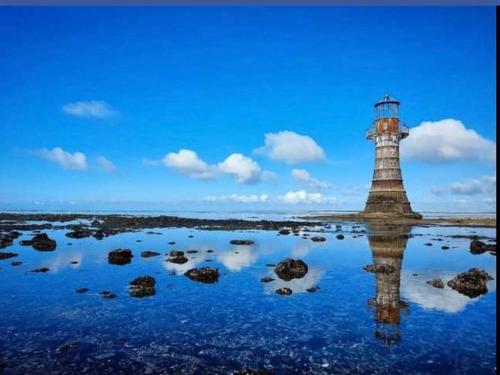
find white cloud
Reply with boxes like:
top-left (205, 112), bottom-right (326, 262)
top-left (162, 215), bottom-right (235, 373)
top-left (291, 169), bottom-right (331, 190)
top-left (96, 156), bottom-right (116, 172)
top-left (218, 247), bottom-right (258, 272)
top-left (255, 131), bottom-right (325, 164)
top-left (400, 119), bottom-right (496, 163)
top-left (35, 147), bottom-right (87, 171)
top-left (218, 153), bottom-right (262, 184)
top-left (206, 194), bottom-right (269, 203)
top-left (450, 174), bottom-right (496, 195)
top-left (162, 149), bottom-right (217, 180)
top-left (278, 189), bottom-right (336, 204)
top-left (430, 174), bottom-right (496, 197)
top-left (62, 100), bottom-right (117, 119)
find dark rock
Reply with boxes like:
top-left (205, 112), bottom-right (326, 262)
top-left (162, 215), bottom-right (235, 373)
top-left (266, 263), bottom-right (276, 267)
top-left (447, 268), bottom-right (494, 298)
top-left (70, 261), bottom-right (79, 264)
top-left (99, 290), bottom-right (117, 299)
top-left (336, 234), bottom-right (345, 240)
top-left (206, 249), bottom-right (214, 253)
top-left (426, 278), bottom-right (445, 288)
top-left (188, 235), bottom-right (194, 238)
top-left (0, 234), bottom-right (13, 248)
top-left (311, 236), bottom-right (326, 242)
top-left (169, 250), bottom-right (184, 257)
top-left (234, 370), bottom-right (273, 375)
top-left (230, 239), bottom-right (254, 245)
top-left (0, 252), bottom-right (18, 260)
top-left (19, 240), bottom-right (33, 246)
top-left (424, 243), bottom-right (433, 246)
top-left (76, 287), bottom-right (89, 293)
top-left (168, 241), bottom-right (176, 245)
top-left (274, 258), bottom-right (308, 281)
top-left (167, 255), bottom-right (188, 264)
top-left (470, 240), bottom-right (496, 255)
top-left (363, 263), bottom-right (395, 274)
top-left (141, 251), bottom-right (160, 258)
top-left (11, 261), bottom-right (22, 266)
top-left (276, 287), bottom-right (293, 296)
top-left (278, 229), bottom-right (290, 235)
top-left (91, 219), bottom-right (101, 227)
top-left (186, 250), bottom-right (198, 254)
top-left (93, 230), bottom-right (104, 240)
top-left (31, 267), bottom-right (49, 272)
top-left (260, 276), bottom-right (275, 283)
top-left (108, 249), bottom-right (133, 265)
top-left (65, 229), bottom-right (92, 239)
top-left (32, 233), bottom-right (57, 251)
top-left (441, 245), bottom-right (450, 250)
top-left (129, 275), bottom-right (156, 298)
top-left (306, 286), bottom-right (320, 293)
top-left (184, 267), bottom-right (219, 283)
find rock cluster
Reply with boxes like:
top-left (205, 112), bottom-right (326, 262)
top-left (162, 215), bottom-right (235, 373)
top-left (469, 240), bottom-right (496, 255)
top-left (275, 287), bottom-right (292, 296)
top-left (141, 251), bottom-right (160, 258)
top-left (447, 268), bottom-right (494, 298)
top-left (30, 233), bottom-right (57, 251)
top-left (0, 252), bottom-right (18, 260)
top-left (310, 236), bottom-right (326, 242)
top-left (167, 250), bottom-right (188, 264)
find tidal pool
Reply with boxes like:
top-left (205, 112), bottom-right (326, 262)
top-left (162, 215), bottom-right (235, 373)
top-left (0, 222), bottom-right (496, 374)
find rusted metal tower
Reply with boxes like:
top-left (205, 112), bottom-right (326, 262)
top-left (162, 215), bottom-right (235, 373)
top-left (363, 95), bottom-right (421, 219)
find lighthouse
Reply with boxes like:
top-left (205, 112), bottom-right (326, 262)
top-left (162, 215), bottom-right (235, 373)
top-left (363, 95), bottom-right (421, 219)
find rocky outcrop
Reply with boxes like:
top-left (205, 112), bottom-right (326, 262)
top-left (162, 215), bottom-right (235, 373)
top-left (129, 275), bottom-right (156, 298)
top-left (31, 233), bottom-right (57, 251)
top-left (260, 276), bottom-right (274, 283)
top-left (65, 229), bottom-right (92, 239)
top-left (426, 278), bottom-right (444, 288)
top-left (167, 251), bottom-right (188, 264)
top-left (470, 240), bottom-right (496, 255)
top-left (0, 252), bottom-right (18, 260)
top-left (274, 258), bottom-right (308, 281)
top-left (108, 249), bottom-right (133, 265)
top-left (31, 267), bottom-right (49, 272)
top-left (184, 267), bottom-right (219, 283)
top-left (447, 268), bottom-right (494, 298)
top-left (99, 290), bottom-right (117, 299)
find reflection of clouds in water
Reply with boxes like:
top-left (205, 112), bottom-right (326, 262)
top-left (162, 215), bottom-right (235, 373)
top-left (218, 247), bottom-right (258, 272)
top-left (46, 252), bottom-right (83, 273)
top-left (162, 251), bottom-right (206, 274)
top-left (291, 240), bottom-right (323, 257)
top-left (263, 268), bottom-right (324, 295)
top-left (401, 270), bottom-right (497, 313)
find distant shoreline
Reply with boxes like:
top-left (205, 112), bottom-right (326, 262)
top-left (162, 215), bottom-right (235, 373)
top-left (0, 211), bottom-right (496, 229)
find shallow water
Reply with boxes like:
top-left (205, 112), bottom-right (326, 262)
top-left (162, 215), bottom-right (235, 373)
top-left (0, 222), bottom-right (496, 374)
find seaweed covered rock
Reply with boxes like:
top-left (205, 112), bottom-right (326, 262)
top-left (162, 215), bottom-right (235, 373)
top-left (108, 249), bottom-right (133, 265)
top-left (310, 236), bottom-right (326, 242)
top-left (65, 229), bottom-right (92, 239)
top-left (469, 240), bottom-right (496, 255)
top-left (32, 233), bottom-right (57, 251)
top-left (129, 275), bottom-right (156, 298)
top-left (274, 258), bottom-right (308, 281)
top-left (184, 267), bottom-right (219, 284)
top-left (230, 239), bottom-right (254, 245)
top-left (447, 268), bottom-right (494, 298)
top-left (0, 252), bottom-right (18, 260)
top-left (141, 250), bottom-right (160, 258)
top-left (426, 278), bottom-right (445, 288)
top-left (276, 287), bottom-right (293, 296)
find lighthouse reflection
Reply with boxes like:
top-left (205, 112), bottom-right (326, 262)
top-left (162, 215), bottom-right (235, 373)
top-left (366, 223), bottom-right (411, 345)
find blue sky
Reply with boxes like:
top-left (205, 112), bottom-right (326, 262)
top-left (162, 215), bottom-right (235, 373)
top-left (0, 7), bottom-right (496, 212)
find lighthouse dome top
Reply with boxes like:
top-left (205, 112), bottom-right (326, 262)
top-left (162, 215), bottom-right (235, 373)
top-left (374, 94), bottom-right (400, 108)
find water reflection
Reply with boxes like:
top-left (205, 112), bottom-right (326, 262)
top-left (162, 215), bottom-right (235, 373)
top-left (366, 223), bottom-right (411, 345)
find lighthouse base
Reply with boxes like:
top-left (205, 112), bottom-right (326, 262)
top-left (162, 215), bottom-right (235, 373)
top-left (362, 191), bottom-right (422, 219)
